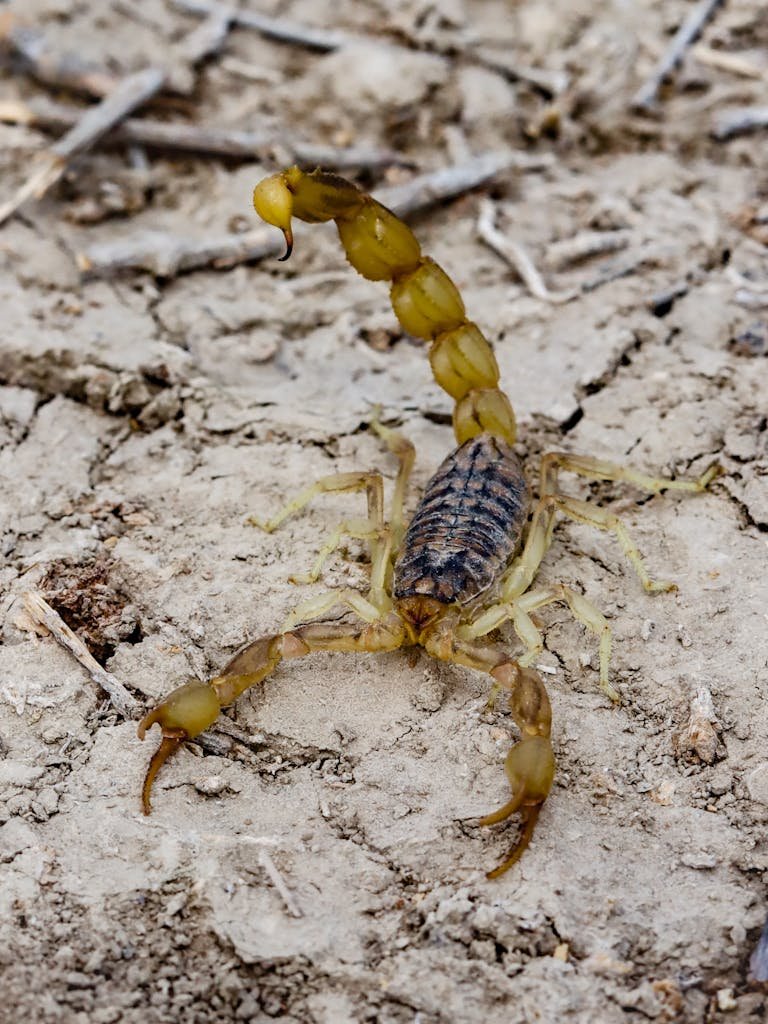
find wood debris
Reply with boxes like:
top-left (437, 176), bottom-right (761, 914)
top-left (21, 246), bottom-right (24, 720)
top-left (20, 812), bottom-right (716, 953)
top-left (0, 66), bottom-right (165, 226)
top-left (630, 0), bottom-right (726, 111)
top-left (477, 199), bottom-right (577, 305)
top-left (21, 593), bottom-right (138, 718)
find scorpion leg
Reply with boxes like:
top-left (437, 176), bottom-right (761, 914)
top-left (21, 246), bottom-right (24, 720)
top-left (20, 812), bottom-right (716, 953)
top-left (540, 451), bottom-right (722, 500)
top-left (138, 613), bottom-right (406, 812)
top-left (281, 587), bottom-right (392, 632)
top-left (460, 585), bottom-right (616, 702)
top-left (368, 412), bottom-right (416, 550)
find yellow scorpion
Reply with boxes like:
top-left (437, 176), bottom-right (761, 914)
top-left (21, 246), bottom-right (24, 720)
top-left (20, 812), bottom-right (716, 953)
top-left (139, 167), bottom-right (720, 878)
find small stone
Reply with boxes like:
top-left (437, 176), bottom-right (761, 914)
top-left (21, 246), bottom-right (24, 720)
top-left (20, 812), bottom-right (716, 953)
top-left (676, 624), bottom-right (693, 649)
top-left (746, 765), bottom-right (768, 806)
top-left (194, 775), bottom-right (228, 797)
top-left (680, 852), bottom-right (717, 870)
top-left (716, 988), bottom-right (737, 1012)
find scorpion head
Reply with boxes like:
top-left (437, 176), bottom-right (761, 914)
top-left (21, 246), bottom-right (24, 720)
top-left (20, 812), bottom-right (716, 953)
top-left (396, 595), bottom-right (447, 641)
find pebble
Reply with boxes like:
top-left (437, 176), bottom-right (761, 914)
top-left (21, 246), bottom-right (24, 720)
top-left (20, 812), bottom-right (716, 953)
top-left (747, 765), bottom-right (768, 805)
top-left (194, 775), bottom-right (228, 797)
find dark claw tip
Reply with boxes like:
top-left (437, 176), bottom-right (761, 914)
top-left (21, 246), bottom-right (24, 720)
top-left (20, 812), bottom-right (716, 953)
top-left (278, 229), bottom-right (294, 262)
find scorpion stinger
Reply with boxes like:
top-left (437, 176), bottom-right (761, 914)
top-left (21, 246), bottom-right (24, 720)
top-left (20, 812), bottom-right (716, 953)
top-left (138, 167), bottom-right (720, 879)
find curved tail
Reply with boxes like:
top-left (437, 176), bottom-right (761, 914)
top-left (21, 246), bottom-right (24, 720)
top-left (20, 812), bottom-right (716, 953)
top-left (253, 166), bottom-right (516, 447)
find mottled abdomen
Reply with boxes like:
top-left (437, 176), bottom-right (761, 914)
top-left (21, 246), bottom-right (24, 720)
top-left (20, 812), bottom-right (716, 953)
top-left (394, 434), bottom-right (529, 606)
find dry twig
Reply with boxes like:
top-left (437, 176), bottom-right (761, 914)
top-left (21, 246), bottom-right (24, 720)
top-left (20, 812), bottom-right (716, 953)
top-left (258, 848), bottom-right (303, 918)
top-left (477, 199), bottom-right (577, 305)
top-left (472, 47), bottom-right (568, 98)
top-left (21, 592), bottom-right (139, 717)
top-left (692, 44), bottom-right (768, 82)
top-left (174, 0), bottom-right (348, 52)
top-left (0, 97), bottom-right (405, 169)
top-left (0, 66), bottom-right (165, 227)
top-left (377, 150), bottom-right (553, 219)
top-left (77, 228), bottom-right (281, 278)
top-left (630, 0), bottom-right (725, 111)
top-left (544, 229), bottom-right (632, 271)
top-left (711, 106), bottom-right (768, 141)
top-left (2, 23), bottom-right (118, 96)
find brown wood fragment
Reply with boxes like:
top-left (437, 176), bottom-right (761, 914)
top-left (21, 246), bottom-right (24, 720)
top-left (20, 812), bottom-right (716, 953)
top-left (0, 67), bottom-right (166, 227)
top-left (77, 229), bottom-right (281, 278)
top-left (630, 0), bottom-right (725, 111)
top-left (0, 98), bottom-right (405, 170)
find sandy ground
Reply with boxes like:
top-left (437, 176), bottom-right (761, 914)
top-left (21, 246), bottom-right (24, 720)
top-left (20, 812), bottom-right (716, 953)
top-left (1, 1), bottom-right (767, 1021)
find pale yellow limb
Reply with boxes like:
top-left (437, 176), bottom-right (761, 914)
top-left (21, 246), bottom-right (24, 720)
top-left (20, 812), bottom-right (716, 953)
top-left (368, 411), bottom-right (415, 550)
top-left (540, 451), bottom-right (721, 500)
top-left (281, 587), bottom-right (392, 632)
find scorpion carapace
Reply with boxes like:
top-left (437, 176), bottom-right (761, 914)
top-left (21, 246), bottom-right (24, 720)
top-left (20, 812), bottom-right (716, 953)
top-left (138, 166), bottom-right (720, 879)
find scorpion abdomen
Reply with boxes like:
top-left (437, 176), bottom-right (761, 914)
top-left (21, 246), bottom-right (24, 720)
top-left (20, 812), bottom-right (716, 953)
top-left (394, 434), bottom-right (529, 606)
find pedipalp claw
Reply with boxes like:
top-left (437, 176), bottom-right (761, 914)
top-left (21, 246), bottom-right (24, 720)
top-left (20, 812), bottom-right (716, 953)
top-left (137, 680), bottom-right (221, 814)
top-left (141, 729), bottom-right (187, 815)
top-left (485, 806), bottom-right (542, 879)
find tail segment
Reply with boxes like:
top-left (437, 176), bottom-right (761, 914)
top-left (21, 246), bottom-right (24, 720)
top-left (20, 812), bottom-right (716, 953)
top-left (253, 166), bottom-right (516, 446)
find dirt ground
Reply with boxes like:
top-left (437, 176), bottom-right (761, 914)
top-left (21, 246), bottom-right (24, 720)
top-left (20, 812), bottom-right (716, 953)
top-left (1, 1), bottom-right (767, 1022)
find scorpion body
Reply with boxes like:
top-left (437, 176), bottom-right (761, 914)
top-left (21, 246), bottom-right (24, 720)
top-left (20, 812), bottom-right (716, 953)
top-left (138, 167), bottom-right (719, 878)
top-left (394, 435), bottom-right (528, 608)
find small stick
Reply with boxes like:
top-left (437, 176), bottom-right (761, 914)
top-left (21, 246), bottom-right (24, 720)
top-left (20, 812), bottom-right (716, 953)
top-left (2, 23), bottom-right (118, 97)
top-left (173, 0), bottom-right (348, 52)
top-left (22, 592), bottom-right (139, 717)
top-left (258, 848), bottom-right (303, 918)
top-left (177, 7), bottom-right (233, 65)
top-left (477, 199), bottom-right (577, 305)
top-left (471, 48), bottom-right (569, 98)
top-left (377, 150), bottom-right (554, 219)
top-left (630, 0), bottom-right (725, 111)
top-left (0, 66), bottom-right (165, 227)
top-left (544, 229), bottom-right (632, 271)
top-left (750, 917), bottom-right (768, 982)
top-left (692, 44), bottom-right (768, 82)
top-left (77, 228), bottom-right (281, 278)
top-left (711, 106), bottom-right (768, 141)
top-left (0, 97), bottom-right (405, 169)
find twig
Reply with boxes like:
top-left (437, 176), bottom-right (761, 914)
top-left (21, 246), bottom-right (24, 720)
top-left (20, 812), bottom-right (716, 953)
top-left (580, 253), bottom-right (649, 293)
top-left (2, 23), bottom-right (118, 97)
top-left (477, 199), bottom-right (577, 305)
top-left (173, 0), bottom-right (348, 52)
top-left (750, 917), bottom-right (768, 982)
top-left (258, 848), bottom-right (303, 918)
top-left (0, 97), bottom-right (406, 169)
top-left (630, 0), bottom-right (725, 111)
top-left (21, 592), bottom-right (139, 717)
top-left (3, 16), bottom-right (225, 98)
top-left (0, 66), bottom-right (165, 227)
top-left (544, 229), bottom-right (632, 271)
top-left (692, 44), bottom-right (768, 82)
top-left (471, 48), bottom-right (568, 98)
top-left (77, 228), bottom-right (281, 278)
top-left (177, 7), bottom-right (233, 65)
top-left (711, 106), bottom-right (768, 141)
top-left (376, 151), bottom-right (553, 220)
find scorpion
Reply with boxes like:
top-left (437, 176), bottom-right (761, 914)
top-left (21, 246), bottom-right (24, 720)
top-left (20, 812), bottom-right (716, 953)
top-left (138, 167), bottom-right (720, 878)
